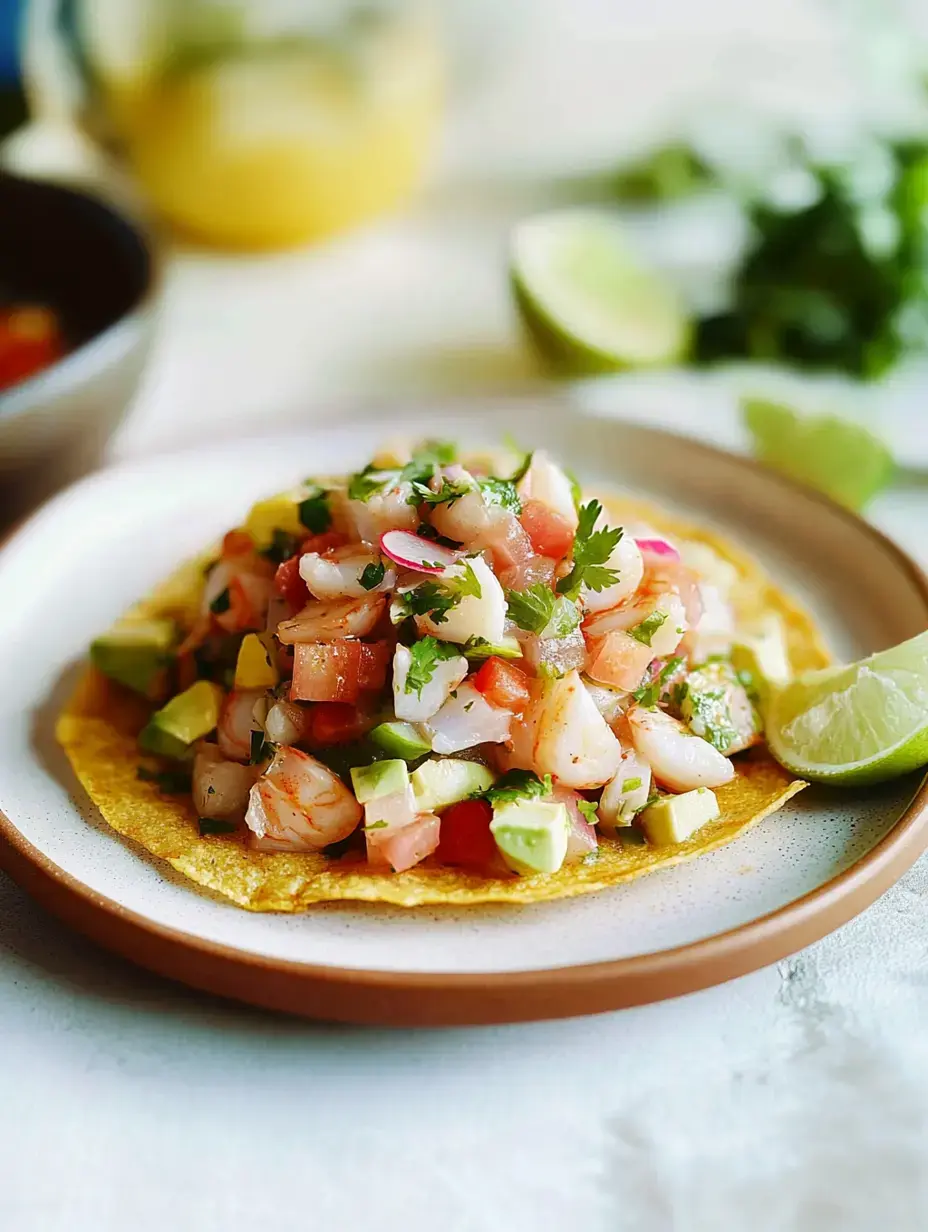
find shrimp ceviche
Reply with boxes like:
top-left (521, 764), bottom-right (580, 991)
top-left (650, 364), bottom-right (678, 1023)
top-left (59, 439), bottom-right (829, 909)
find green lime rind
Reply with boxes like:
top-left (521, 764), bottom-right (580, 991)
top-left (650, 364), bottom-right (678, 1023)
top-left (742, 398), bottom-right (896, 512)
top-left (766, 630), bottom-right (928, 786)
top-left (510, 209), bottom-right (691, 377)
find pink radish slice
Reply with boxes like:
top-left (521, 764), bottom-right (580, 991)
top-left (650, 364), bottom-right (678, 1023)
top-left (380, 530), bottom-right (460, 574)
top-left (635, 537), bottom-right (680, 563)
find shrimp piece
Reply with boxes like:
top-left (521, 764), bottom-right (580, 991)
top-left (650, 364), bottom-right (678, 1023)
top-left (299, 546), bottom-right (395, 600)
top-left (276, 593), bottom-right (386, 644)
top-left (217, 690), bottom-right (266, 762)
top-left (193, 744), bottom-right (255, 821)
top-left (342, 484), bottom-right (419, 546)
top-left (430, 489), bottom-right (533, 572)
top-left (515, 451), bottom-right (579, 529)
top-left (507, 670), bottom-right (621, 789)
top-left (584, 588), bottom-right (687, 659)
top-left (626, 705), bottom-right (734, 792)
top-left (245, 746), bottom-right (362, 852)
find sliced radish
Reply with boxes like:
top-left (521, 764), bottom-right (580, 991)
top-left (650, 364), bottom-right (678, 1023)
top-left (380, 530), bottom-right (460, 574)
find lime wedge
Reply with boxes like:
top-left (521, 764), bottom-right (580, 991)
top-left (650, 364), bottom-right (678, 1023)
top-left (510, 209), bottom-right (690, 375)
top-left (742, 398), bottom-right (896, 511)
top-left (766, 631), bottom-right (928, 785)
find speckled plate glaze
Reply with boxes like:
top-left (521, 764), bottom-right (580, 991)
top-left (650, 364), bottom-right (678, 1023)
top-left (1, 399), bottom-right (927, 1026)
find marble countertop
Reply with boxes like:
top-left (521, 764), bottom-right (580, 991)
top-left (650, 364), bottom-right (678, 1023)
top-left (4, 3), bottom-right (928, 1228)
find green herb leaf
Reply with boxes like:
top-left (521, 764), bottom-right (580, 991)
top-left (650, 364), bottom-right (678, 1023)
top-left (621, 776), bottom-right (643, 793)
top-left (298, 485), bottom-right (332, 533)
top-left (509, 448), bottom-right (533, 484)
top-left (482, 769), bottom-right (553, 806)
top-left (249, 730), bottom-right (276, 765)
top-left (453, 561), bottom-right (483, 600)
top-left (628, 610), bottom-right (668, 647)
top-left (633, 655), bottom-right (685, 707)
top-left (556, 500), bottom-right (622, 600)
top-left (209, 588), bottom-right (231, 615)
top-left (198, 818), bottom-right (239, 836)
top-left (479, 478), bottom-right (521, 514)
top-left (404, 637), bottom-right (461, 697)
top-left (359, 561), bottom-right (386, 591)
top-left (415, 522), bottom-right (462, 549)
top-left (348, 465), bottom-right (396, 503)
top-left (506, 583), bottom-right (555, 634)
top-left (544, 595), bottom-right (580, 639)
top-left (261, 528), bottom-right (302, 565)
top-left (410, 476), bottom-right (473, 507)
top-left (577, 798), bottom-right (599, 825)
top-left (137, 766), bottom-right (192, 793)
top-left (392, 583), bottom-right (459, 626)
top-left (462, 637), bottom-right (523, 661)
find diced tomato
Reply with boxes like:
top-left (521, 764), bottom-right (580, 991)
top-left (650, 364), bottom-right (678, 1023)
top-left (291, 640), bottom-right (390, 703)
top-left (301, 531), bottom-right (348, 555)
top-left (367, 813), bottom-right (441, 873)
top-left (519, 499), bottom-right (575, 560)
top-left (309, 703), bottom-right (373, 746)
top-left (472, 657), bottom-right (532, 712)
top-left (0, 306), bottom-right (63, 392)
top-left (585, 630), bottom-right (653, 691)
top-left (221, 529), bottom-right (255, 560)
top-left (437, 798), bottom-right (496, 868)
top-left (274, 555), bottom-right (309, 609)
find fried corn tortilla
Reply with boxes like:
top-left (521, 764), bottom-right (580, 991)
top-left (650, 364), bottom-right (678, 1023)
top-left (56, 497), bottom-right (830, 910)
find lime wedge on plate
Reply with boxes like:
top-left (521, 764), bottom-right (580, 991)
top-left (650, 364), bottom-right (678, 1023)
top-left (766, 631), bottom-right (928, 786)
top-left (510, 209), bottom-right (690, 375)
top-left (743, 398), bottom-right (896, 511)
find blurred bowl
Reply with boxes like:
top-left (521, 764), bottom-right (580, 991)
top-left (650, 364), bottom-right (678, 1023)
top-left (0, 171), bottom-right (155, 524)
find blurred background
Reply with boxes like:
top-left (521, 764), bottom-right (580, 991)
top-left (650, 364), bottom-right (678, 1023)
top-left (2, 0), bottom-right (928, 520)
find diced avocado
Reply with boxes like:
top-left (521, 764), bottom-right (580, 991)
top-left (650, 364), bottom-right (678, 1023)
top-left (640, 787), bottom-right (720, 846)
top-left (350, 759), bottom-right (410, 804)
top-left (411, 758), bottom-right (495, 813)
top-left (489, 799), bottom-right (570, 875)
top-left (732, 613), bottom-right (792, 692)
top-left (90, 618), bottom-right (176, 697)
top-left (243, 488), bottom-right (308, 549)
top-left (234, 632), bottom-right (279, 690)
top-left (138, 681), bottom-right (224, 761)
top-left (369, 721), bottom-right (432, 760)
top-left (679, 659), bottom-right (759, 755)
top-left (462, 637), bottom-right (524, 661)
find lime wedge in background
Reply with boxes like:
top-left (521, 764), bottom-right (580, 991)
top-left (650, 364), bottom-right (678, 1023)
top-left (742, 398), bottom-right (896, 511)
top-left (510, 209), bottom-right (690, 375)
top-left (766, 631), bottom-right (928, 786)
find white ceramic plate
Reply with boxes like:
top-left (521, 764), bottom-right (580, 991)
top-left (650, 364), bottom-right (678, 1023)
top-left (1, 399), bottom-right (926, 1025)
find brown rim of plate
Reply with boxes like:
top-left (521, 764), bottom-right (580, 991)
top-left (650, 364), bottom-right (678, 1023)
top-left (1, 427), bottom-right (927, 1027)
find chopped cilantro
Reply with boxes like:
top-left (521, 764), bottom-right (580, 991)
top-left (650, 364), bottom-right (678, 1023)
top-left (482, 769), bottom-right (553, 806)
top-left (415, 439), bottom-right (457, 465)
top-left (359, 561), bottom-right (386, 590)
top-left (556, 500), bottom-right (623, 600)
top-left (628, 610), bottom-right (668, 647)
top-left (537, 662), bottom-right (567, 682)
top-left (249, 730), bottom-right (276, 765)
top-left (509, 447), bottom-right (533, 484)
top-left (261, 528), bottom-right (301, 565)
top-left (670, 681), bottom-right (690, 710)
top-left (462, 637), bottom-right (523, 661)
top-left (404, 637), bottom-right (461, 697)
top-left (209, 588), bottom-right (231, 615)
top-left (198, 818), bottom-right (239, 836)
top-left (415, 522), bottom-right (462, 549)
top-left (463, 701), bottom-right (474, 712)
top-left (581, 849), bottom-right (601, 865)
top-left (479, 477), bottom-right (521, 514)
top-left (621, 776), bottom-right (643, 793)
top-left (453, 561), bottom-right (483, 600)
top-left (644, 790), bottom-right (661, 809)
top-left (367, 820), bottom-right (389, 830)
top-left (137, 766), bottom-right (191, 793)
top-left (505, 583), bottom-right (556, 634)
top-left (545, 595), bottom-right (580, 639)
top-left (577, 798), bottom-right (599, 825)
top-left (410, 476), bottom-right (472, 507)
top-left (633, 656), bottom-right (685, 707)
top-left (298, 485), bottom-right (332, 533)
top-left (393, 583), bottom-right (458, 626)
top-left (684, 686), bottom-right (737, 753)
top-left (347, 465), bottom-right (394, 502)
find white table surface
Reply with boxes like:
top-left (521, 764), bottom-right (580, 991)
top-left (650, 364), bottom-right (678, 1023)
top-left (5, 3), bottom-right (928, 1228)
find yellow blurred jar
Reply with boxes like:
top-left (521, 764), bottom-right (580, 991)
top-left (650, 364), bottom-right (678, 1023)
top-left (68, 1), bottom-right (444, 248)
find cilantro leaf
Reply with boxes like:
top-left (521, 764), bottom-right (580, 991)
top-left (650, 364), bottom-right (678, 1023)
top-left (479, 478), bottom-right (521, 514)
top-left (621, 776), bottom-right (643, 793)
top-left (415, 439), bottom-right (457, 465)
top-left (577, 798), bottom-right (599, 825)
top-left (415, 522), bottom-right (462, 549)
top-left (510, 449), bottom-right (533, 484)
top-left (298, 485), bottom-right (332, 533)
top-left (260, 528), bottom-right (301, 565)
top-left (506, 583), bottom-right (555, 634)
top-left (482, 769), bottom-right (553, 806)
top-left (410, 476), bottom-right (472, 507)
top-left (462, 637), bottom-right (523, 661)
top-left (628, 610), bottom-right (668, 647)
top-left (453, 561), bottom-right (483, 600)
top-left (404, 637), bottom-right (461, 696)
top-left (556, 501), bottom-right (623, 599)
top-left (544, 595), bottom-right (580, 639)
top-left (348, 465), bottom-right (395, 502)
top-left (633, 655), bottom-right (686, 707)
top-left (392, 583), bottom-right (459, 626)
top-left (249, 730), bottom-right (277, 765)
top-left (359, 561), bottom-right (386, 590)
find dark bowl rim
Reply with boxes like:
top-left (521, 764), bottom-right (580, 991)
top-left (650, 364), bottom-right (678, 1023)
top-left (0, 173), bottom-right (158, 423)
